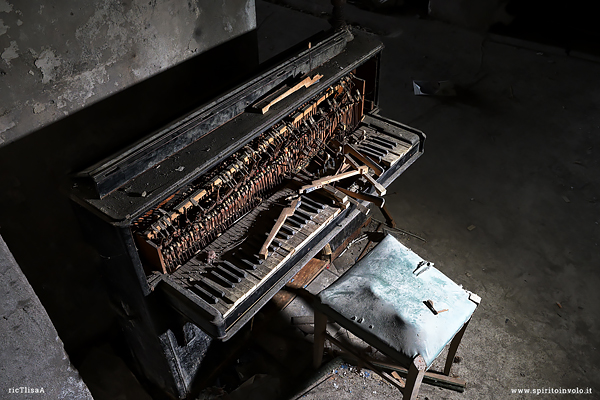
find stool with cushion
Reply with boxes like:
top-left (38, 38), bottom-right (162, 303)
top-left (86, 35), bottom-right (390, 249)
top-left (313, 234), bottom-right (480, 399)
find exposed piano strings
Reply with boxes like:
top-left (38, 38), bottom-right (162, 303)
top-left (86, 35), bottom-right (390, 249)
top-left (133, 75), bottom-right (364, 273)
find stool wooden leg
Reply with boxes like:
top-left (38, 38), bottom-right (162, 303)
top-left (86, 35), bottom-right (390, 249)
top-left (444, 318), bottom-right (471, 376)
top-left (403, 355), bottom-right (426, 400)
top-left (313, 310), bottom-right (328, 369)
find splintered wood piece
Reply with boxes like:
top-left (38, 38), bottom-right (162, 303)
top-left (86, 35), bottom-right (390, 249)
top-left (254, 74), bottom-right (324, 114)
top-left (271, 257), bottom-right (330, 310)
top-left (299, 166), bottom-right (368, 194)
top-left (335, 186), bottom-right (385, 208)
top-left (343, 154), bottom-right (386, 196)
top-left (135, 233), bottom-right (167, 274)
top-left (364, 173), bottom-right (387, 196)
top-left (335, 187), bottom-right (395, 227)
top-left (343, 144), bottom-right (383, 176)
top-left (345, 197), bottom-right (370, 215)
top-left (381, 204), bottom-right (396, 228)
top-left (258, 199), bottom-right (300, 259)
top-left (321, 185), bottom-right (349, 208)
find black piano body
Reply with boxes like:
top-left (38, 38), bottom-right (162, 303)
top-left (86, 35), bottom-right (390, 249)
top-left (71, 28), bottom-right (424, 398)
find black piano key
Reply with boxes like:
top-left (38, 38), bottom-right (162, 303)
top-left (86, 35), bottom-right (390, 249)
top-left (361, 142), bottom-right (389, 156)
top-left (192, 284), bottom-right (219, 304)
top-left (200, 278), bottom-right (226, 298)
top-left (244, 239), bottom-right (277, 255)
top-left (287, 216), bottom-right (305, 228)
top-left (301, 196), bottom-right (326, 209)
top-left (210, 271), bottom-right (236, 288)
top-left (272, 239), bottom-right (283, 249)
top-left (359, 144), bottom-right (385, 157)
top-left (299, 202), bottom-right (320, 214)
top-left (280, 224), bottom-right (295, 236)
top-left (295, 209), bottom-right (314, 220)
top-left (216, 265), bottom-right (242, 283)
top-left (228, 257), bottom-right (268, 280)
top-left (239, 258), bottom-right (258, 270)
top-left (276, 231), bottom-right (292, 240)
top-left (357, 147), bottom-right (382, 162)
top-left (221, 261), bottom-right (247, 278)
top-left (369, 136), bottom-right (397, 148)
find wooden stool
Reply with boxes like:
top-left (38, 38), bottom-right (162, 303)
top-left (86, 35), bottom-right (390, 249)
top-left (313, 235), bottom-right (480, 399)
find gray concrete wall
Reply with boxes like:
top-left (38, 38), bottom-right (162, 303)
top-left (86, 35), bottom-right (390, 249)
top-left (0, 0), bottom-right (256, 146)
top-left (0, 234), bottom-right (93, 400)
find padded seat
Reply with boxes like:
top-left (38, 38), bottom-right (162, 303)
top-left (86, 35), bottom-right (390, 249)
top-left (313, 234), bottom-right (480, 399)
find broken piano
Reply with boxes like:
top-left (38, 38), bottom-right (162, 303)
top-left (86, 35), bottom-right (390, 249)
top-left (71, 28), bottom-right (425, 398)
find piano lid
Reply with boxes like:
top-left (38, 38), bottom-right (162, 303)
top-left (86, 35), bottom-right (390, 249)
top-left (72, 29), bottom-right (385, 225)
top-left (76, 29), bottom-right (354, 200)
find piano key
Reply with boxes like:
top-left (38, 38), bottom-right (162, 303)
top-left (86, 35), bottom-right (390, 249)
top-left (287, 216), bottom-right (306, 228)
top-left (200, 278), bottom-right (226, 298)
top-left (222, 261), bottom-right (260, 287)
top-left (210, 271), bottom-right (236, 288)
top-left (367, 136), bottom-right (395, 149)
top-left (240, 260), bottom-right (271, 280)
top-left (191, 284), bottom-right (219, 304)
top-left (220, 282), bottom-right (249, 305)
top-left (205, 270), bottom-right (249, 304)
top-left (369, 135), bottom-right (397, 148)
top-left (301, 196), bottom-right (326, 209)
top-left (299, 202), bottom-right (320, 214)
top-left (216, 265), bottom-right (242, 283)
top-left (280, 224), bottom-right (296, 236)
top-left (239, 258), bottom-right (258, 270)
top-left (276, 231), bottom-right (292, 240)
top-left (358, 143), bottom-right (384, 156)
top-left (295, 209), bottom-right (314, 221)
top-left (361, 142), bottom-right (389, 156)
top-left (368, 136), bottom-right (406, 156)
top-left (222, 260), bottom-right (247, 278)
top-left (357, 147), bottom-right (382, 162)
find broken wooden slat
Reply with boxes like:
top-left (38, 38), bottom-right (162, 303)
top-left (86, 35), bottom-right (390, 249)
top-left (270, 258), bottom-right (329, 310)
top-left (335, 186), bottom-right (384, 208)
top-left (253, 74), bottom-right (324, 114)
top-left (299, 166), bottom-right (368, 194)
top-left (343, 144), bottom-right (383, 176)
top-left (343, 154), bottom-right (386, 196)
top-left (258, 199), bottom-right (300, 259)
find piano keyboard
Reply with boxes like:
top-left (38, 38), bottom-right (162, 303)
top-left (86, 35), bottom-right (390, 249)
top-left (169, 187), bottom-right (342, 318)
top-left (352, 126), bottom-right (414, 168)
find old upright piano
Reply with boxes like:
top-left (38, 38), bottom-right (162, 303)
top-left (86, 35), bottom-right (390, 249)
top-left (71, 27), bottom-right (425, 398)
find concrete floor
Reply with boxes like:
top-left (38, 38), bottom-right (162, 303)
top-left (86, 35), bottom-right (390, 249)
top-left (254, 1), bottom-right (600, 399)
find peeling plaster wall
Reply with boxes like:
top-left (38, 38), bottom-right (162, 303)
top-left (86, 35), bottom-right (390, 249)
top-left (0, 0), bottom-right (256, 146)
